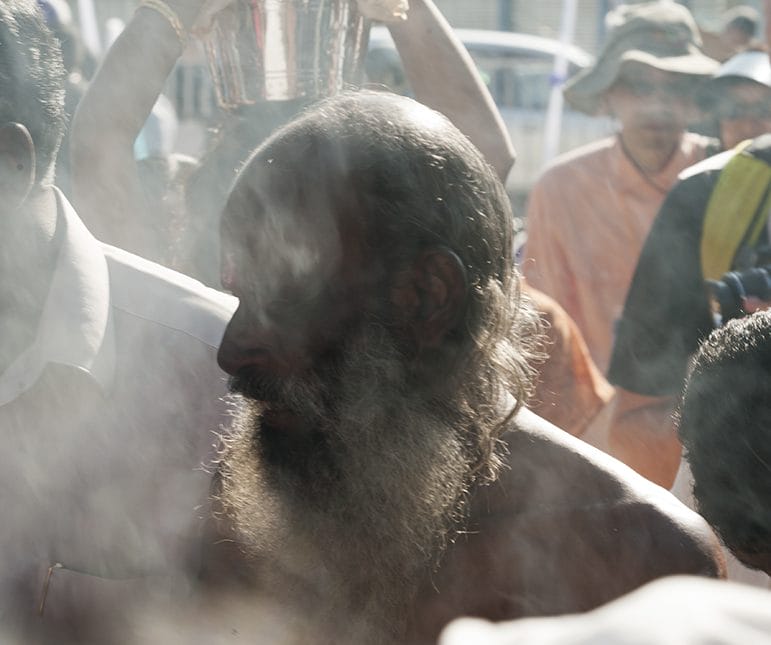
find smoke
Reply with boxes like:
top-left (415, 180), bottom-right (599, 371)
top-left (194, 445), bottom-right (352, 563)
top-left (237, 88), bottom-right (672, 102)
top-left (5, 1), bottom-right (764, 643)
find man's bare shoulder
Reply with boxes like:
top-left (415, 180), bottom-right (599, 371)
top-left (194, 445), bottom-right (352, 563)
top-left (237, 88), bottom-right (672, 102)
top-left (415, 409), bottom-right (723, 628)
top-left (435, 409), bottom-right (725, 617)
top-left (495, 408), bottom-right (721, 563)
top-left (494, 408), bottom-right (718, 542)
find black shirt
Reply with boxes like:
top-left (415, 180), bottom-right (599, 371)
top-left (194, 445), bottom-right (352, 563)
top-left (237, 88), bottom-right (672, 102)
top-left (607, 135), bottom-right (771, 396)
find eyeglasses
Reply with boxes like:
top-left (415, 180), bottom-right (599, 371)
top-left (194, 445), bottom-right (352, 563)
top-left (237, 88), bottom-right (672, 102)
top-left (612, 77), bottom-right (694, 100)
top-left (715, 102), bottom-right (771, 121)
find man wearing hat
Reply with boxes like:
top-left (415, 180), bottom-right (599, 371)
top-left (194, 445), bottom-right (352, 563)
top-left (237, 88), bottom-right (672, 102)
top-left (522, 1), bottom-right (719, 381)
top-left (704, 48), bottom-right (771, 149)
top-left (720, 5), bottom-right (762, 58)
top-left (605, 51), bottom-right (771, 488)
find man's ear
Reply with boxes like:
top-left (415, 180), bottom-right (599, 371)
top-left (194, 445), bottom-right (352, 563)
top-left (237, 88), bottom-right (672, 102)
top-left (390, 247), bottom-right (468, 348)
top-left (0, 122), bottom-right (35, 211)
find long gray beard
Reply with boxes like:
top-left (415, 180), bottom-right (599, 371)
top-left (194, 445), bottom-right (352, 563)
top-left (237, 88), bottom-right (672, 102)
top-left (215, 323), bottom-right (478, 642)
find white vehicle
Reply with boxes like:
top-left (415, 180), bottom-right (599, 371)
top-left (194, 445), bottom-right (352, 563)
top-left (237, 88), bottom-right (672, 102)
top-left (366, 27), bottom-right (615, 200)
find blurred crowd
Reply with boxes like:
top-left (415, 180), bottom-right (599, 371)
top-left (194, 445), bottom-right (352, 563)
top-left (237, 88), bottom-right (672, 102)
top-left (1, 0), bottom-right (771, 643)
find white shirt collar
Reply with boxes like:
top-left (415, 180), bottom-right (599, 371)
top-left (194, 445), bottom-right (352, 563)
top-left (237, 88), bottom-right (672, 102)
top-left (0, 189), bottom-right (116, 405)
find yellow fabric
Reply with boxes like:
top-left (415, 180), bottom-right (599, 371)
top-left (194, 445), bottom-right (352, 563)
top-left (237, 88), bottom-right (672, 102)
top-left (701, 140), bottom-right (771, 280)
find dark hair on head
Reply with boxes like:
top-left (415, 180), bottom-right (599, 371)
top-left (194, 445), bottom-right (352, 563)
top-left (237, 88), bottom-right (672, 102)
top-left (722, 6), bottom-right (760, 38)
top-left (0, 0), bottom-right (65, 183)
top-left (225, 90), bottom-right (542, 481)
top-left (677, 310), bottom-right (771, 561)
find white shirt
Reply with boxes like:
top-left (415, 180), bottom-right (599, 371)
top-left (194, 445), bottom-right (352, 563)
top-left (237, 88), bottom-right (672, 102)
top-left (440, 576), bottom-right (771, 645)
top-left (0, 191), bottom-right (237, 636)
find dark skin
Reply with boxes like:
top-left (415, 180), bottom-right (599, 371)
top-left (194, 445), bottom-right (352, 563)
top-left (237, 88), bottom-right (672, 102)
top-left (210, 141), bottom-right (725, 641)
top-left (406, 409), bottom-right (724, 640)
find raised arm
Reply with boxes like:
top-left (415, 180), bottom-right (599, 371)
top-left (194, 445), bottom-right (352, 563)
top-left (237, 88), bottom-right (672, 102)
top-left (387, 0), bottom-right (516, 182)
top-left (69, 1), bottom-right (207, 253)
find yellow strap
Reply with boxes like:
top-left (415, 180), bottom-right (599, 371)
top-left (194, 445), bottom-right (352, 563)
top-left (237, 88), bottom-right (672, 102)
top-left (701, 140), bottom-right (771, 280)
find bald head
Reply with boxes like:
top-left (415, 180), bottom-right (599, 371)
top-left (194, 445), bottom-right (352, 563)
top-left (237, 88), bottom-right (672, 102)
top-left (221, 92), bottom-right (519, 375)
top-left (226, 92), bottom-right (512, 271)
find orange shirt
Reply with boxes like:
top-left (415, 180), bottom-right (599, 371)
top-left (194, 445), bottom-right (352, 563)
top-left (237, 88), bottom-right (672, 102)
top-left (524, 283), bottom-right (613, 438)
top-left (522, 133), bottom-right (715, 373)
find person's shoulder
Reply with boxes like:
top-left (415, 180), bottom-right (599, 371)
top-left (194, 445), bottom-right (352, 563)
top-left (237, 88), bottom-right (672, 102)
top-left (101, 243), bottom-right (238, 349)
top-left (679, 134), bottom-right (771, 182)
top-left (496, 409), bottom-right (723, 573)
top-left (499, 408), bottom-right (646, 499)
top-left (681, 131), bottom-right (720, 156)
top-left (678, 147), bottom-right (735, 182)
top-left (461, 410), bottom-right (723, 613)
top-left (535, 136), bottom-right (617, 183)
top-left (745, 133), bottom-right (771, 162)
top-left (673, 136), bottom-right (771, 204)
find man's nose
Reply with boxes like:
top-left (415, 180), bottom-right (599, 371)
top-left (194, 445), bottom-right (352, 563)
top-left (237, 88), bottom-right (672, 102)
top-left (218, 305), bottom-right (280, 376)
top-left (217, 304), bottom-right (307, 376)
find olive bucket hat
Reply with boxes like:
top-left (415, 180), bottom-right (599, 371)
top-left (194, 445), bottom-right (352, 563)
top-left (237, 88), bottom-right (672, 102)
top-left (564, 1), bottom-right (719, 114)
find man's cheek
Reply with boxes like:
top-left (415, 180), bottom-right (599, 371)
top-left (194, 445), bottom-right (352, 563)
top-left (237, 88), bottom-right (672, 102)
top-left (741, 296), bottom-right (771, 314)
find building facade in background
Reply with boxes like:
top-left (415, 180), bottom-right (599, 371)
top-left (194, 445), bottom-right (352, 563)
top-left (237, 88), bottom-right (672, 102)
top-left (60, 0), bottom-right (763, 198)
top-left (434, 1), bottom-right (763, 53)
top-left (67, 1), bottom-right (763, 56)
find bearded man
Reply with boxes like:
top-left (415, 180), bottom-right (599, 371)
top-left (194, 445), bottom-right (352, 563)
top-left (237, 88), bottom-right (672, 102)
top-left (203, 92), bottom-right (724, 645)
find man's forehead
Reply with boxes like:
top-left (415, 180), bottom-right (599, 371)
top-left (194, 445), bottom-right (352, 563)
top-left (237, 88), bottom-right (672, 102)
top-left (221, 167), bottom-right (356, 292)
top-left (224, 135), bottom-right (371, 239)
top-left (224, 188), bottom-right (341, 262)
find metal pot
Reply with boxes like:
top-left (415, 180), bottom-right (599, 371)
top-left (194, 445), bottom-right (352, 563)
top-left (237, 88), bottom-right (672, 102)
top-left (202, 0), bottom-right (370, 107)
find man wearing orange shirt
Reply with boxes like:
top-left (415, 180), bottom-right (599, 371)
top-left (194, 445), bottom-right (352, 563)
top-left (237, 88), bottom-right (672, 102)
top-left (523, 1), bottom-right (719, 374)
top-left (525, 284), bottom-right (614, 439)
